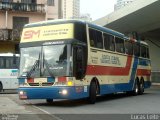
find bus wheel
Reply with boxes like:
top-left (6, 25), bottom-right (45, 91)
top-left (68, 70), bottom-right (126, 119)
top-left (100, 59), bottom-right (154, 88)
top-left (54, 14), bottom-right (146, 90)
top-left (139, 80), bottom-right (144, 95)
top-left (88, 81), bottom-right (97, 104)
top-left (46, 99), bottom-right (53, 103)
top-left (132, 80), bottom-right (139, 96)
top-left (0, 83), bottom-right (3, 92)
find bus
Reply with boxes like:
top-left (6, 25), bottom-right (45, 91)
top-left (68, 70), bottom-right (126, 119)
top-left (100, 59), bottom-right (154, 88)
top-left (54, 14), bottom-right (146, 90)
top-left (18, 20), bottom-right (151, 104)
top-left (0, 53), bottom-right (19, 92)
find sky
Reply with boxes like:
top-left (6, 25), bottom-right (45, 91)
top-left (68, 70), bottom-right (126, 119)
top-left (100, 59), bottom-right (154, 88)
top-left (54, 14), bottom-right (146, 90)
top-left (80, 0), bottom-right (117, 20)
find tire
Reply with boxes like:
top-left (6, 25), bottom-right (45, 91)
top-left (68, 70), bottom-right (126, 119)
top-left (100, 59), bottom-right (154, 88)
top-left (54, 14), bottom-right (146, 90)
top-left (88, 81), bottom-right (97, 104)
top-left (138, 80), bottom-right (144, 95)
top-left (46, 99), bottom-right (53, 103)
top-left (0, 83), bottom-right (3, 92)
top-left (132, 80), bottom-right (139, 96)
top-left (127, 80), bottom-right (139, 96)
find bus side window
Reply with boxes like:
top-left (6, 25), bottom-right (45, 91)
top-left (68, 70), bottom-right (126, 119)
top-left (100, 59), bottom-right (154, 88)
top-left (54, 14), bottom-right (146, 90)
top-left (115, 37), bottom-right (125, 53)
top-left (89, 28), bottom-right (103, 49)
top-left (125, 41), bottom-right (133, 55)
top-left (0, 58), bottom-right (5, 69)
top-left (146, 47), bottom-right (150, 59)
top-left (134, 43), bottom-right (140, 57)
top-left (103, 33), bottom-right (115, 51)
top-left (140, 45), bottom-right (147, 58)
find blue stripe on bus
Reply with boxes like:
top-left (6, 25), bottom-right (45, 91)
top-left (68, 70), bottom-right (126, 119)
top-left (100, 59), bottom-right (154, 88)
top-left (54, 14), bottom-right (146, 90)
top-left (18, 81), bottom-right (151, 100)
top-left (99, 57), bottom-right (139, 95)
top-left (129, 57), bottom-right (139, 90)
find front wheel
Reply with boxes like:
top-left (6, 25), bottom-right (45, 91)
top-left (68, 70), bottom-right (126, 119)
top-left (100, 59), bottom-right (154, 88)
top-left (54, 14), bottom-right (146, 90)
top-left (88, 82), bottom-right (97, 104)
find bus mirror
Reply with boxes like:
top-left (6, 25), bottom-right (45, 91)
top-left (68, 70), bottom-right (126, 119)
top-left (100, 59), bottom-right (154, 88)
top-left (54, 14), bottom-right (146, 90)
top-left (76, 48), bottom-right (83, 61)
top-left (75, 47), bottom-right (85, 80)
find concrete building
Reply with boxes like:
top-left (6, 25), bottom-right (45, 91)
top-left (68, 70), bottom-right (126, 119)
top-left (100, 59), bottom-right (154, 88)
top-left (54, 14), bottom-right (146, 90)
top-left (79, 13), bottom-right (92, 22)
top-left (115, 0), bottom-right (135, 11)
top-left (62, 0), bottom-right (80, 19)
top-left (0, 0), bottom-right (61, 53)
top-left (94, 0), bottom-right (160, 83)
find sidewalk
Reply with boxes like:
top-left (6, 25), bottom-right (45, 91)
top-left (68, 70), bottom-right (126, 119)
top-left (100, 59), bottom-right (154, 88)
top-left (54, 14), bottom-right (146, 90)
top-left (0, 97), bottom-right (29, 114)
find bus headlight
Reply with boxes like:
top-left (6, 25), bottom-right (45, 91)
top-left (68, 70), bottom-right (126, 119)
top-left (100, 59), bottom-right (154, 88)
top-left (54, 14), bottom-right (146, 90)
top-left (19, 91), bottom-right (27, 99)
top-left (19, 91), bottom-right (24, 95)
top-left (59, 89), bottom-right (68, 95)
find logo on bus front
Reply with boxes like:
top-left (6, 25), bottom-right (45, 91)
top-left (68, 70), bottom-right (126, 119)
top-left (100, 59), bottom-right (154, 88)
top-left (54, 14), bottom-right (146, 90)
top-left (23, 30), bottom-right (40, 40)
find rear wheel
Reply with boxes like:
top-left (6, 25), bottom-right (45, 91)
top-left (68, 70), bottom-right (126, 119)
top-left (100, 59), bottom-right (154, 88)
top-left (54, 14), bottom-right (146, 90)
top-left (132, 80), bottom-right (139, 96)
top-left (139, 80), bottom-right (144, 95)
top-left (88, 81), bottom-right (97, 104)
top-left (46, 99), bottom-right (53, 103)
top-left (127, 80), bottom-right (139, 96)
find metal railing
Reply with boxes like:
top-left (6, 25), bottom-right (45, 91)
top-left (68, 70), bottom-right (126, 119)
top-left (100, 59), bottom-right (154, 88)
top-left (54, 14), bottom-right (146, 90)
top-left (0, 2), bottom-right (45, 13)
top-left (0, 29), bottom-right (22, 41)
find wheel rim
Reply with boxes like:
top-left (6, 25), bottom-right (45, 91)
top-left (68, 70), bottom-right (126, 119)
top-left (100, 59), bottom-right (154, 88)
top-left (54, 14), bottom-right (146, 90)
top-left (135, 84), bottom-right (138, 93)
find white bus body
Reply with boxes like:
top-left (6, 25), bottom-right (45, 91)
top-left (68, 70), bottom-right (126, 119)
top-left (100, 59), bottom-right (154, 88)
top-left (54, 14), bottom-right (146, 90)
top-left (0, 53), bottom-right (19, 91)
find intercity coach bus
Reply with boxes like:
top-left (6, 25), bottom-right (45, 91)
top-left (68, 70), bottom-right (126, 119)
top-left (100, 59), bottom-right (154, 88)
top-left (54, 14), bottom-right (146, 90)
top-left (18, 20), bottom-right (151, 104)
top-left (0, 53), bottom-right (19, 92)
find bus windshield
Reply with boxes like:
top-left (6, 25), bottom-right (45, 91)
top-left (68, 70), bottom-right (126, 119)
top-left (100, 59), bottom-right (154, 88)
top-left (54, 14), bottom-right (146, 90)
top-left (19, 44), bottom-right (72, 78)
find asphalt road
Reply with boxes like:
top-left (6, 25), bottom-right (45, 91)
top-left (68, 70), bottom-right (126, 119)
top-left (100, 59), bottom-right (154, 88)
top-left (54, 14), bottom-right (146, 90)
top-left (0, 86), bottom-right (160, 120)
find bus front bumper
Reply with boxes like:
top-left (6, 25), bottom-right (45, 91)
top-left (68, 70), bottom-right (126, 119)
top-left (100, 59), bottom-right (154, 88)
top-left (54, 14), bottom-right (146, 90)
top-left (18, 86), bottom-right (89, 100)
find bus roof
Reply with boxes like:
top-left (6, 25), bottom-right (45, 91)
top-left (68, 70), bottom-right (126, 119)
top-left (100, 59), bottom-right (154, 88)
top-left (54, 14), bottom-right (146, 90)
top-left (24, 19), bottom-right (124, 38)
top-left (23, 19), bottom-right (148, 45)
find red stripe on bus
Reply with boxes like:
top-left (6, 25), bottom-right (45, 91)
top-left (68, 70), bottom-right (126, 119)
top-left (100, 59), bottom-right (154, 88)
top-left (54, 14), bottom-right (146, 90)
top-left (86, 56), bottom-right (132, 76)
top-left (137, 69), bottom-right (151, 76)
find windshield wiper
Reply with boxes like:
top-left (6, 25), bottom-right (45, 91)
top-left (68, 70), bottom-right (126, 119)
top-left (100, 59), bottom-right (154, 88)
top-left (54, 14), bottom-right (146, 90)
top-left (26, 54), bottom-right (40, 78)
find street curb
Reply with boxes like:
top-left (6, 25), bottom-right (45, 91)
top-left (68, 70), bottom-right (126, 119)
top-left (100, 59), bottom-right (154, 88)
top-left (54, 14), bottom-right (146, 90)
top-left (152, 83), bottom-right (160, 85)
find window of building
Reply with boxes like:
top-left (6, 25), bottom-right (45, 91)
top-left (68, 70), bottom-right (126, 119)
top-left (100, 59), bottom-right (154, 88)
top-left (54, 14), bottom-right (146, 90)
top-left (89, 28), bottom-right (103, 49)
top-left (2, 0), bottom-right (13, 2)
top-left (47, 18), bottom-right (54, 20)
top-left (47, 0), bottom-right (55, 6)
top-left (133, 43), bottom-right (140, 57)
top-left (21, 0), bottom-right (36, 4)
top-left (125, 40), bottom-right (133, 55)
top-left (115, 37), bottom-right (125, 53)
top-left (103, 33), bottom-right (115, 51)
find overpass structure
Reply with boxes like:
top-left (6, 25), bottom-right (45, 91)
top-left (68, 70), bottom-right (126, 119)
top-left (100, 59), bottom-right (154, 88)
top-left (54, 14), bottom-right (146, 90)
top-left (94, 0), bottom-right (160, 83)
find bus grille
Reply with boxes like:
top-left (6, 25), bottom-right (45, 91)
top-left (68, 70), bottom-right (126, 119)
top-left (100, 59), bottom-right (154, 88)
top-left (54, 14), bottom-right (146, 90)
top-left (28, 82), bottom-right (54, 86)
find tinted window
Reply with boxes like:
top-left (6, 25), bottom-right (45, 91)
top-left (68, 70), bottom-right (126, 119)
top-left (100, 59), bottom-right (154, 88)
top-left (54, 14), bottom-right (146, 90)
top-left (125, 41), bottom-right (133, 55)
top-left (103, 33), bottom-right (115, 51)
top-left (74, 22), bottom-right (87, 43)
top-left (89, 28), bottom-right (103, 49)
top-left (115, 37), bottom-right (125, 53)
top-left (134, 43), bottom-right (140, 57)
top-left (0, 57), bottom-right (19, 69)
top-left (141, 45), bottom-right (147, 58)
top-left (146, 47), bottom-right (150, 59)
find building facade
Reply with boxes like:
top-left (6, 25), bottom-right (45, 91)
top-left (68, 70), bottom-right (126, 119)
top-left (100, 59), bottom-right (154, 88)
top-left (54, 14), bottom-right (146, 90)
top-left (114, 0), bottom-right (135, 10)
top-left (0, 0), bottom-right (60, 53)
top-left (79, 13), bottom-right (92, 22)
top-left (62, 0), bottom-right (80, 19)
